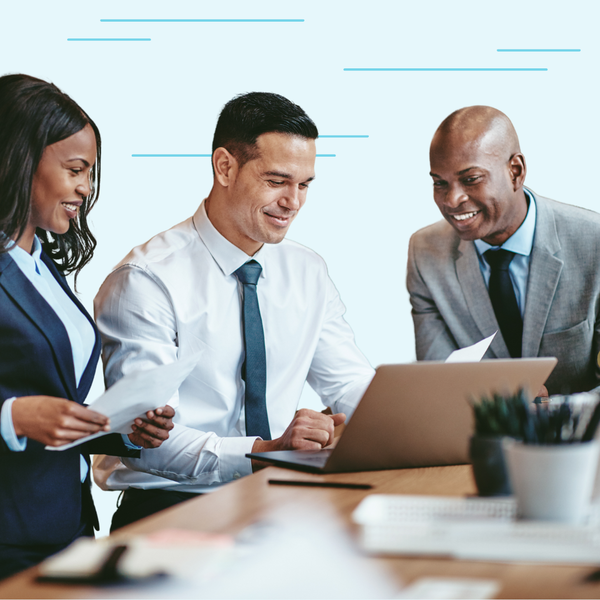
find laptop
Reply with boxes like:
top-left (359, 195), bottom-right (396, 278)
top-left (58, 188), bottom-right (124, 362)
top-left (246, 358), bottom-right (557, 473)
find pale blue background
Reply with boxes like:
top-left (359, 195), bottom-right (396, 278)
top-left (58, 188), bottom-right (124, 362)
top-left (1, 0), bottom-right (598, 535)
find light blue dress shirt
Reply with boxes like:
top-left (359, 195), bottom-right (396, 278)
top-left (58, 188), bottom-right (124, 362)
top-left (1, 237), bottom-right (95, 481)
top-left (473, 190), bottom-right (537, 317)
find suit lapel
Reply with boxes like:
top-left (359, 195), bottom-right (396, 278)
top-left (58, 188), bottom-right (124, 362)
top-left (455, 239), bottom-right (510, 358)
top-left (522, 194), bottom-right (563, 357)
top-left (40, 253), bottom-right (100, 399)
top-left (0, 252), bottom-right (78, 399)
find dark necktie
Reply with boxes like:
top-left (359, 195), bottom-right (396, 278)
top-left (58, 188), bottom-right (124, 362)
top-left (234, 260), bottom-right (271, 440)
top-left (484, 249), bottom-right (523, 358)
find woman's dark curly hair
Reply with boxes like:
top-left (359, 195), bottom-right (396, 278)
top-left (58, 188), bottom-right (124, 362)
top-left (0, 73), bottom-right (101, 279)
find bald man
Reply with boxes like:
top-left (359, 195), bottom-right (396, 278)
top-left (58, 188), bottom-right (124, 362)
top-left (407, 106), bottom-right (600, 395)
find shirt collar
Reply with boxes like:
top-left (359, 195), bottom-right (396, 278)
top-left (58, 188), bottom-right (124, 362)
top-left (192, 200), bottom-right (267, 278)
top-left (31, 235), bottom-right (43, 260)
top-left (474, 189), bottom-right (536, 256)
top-left (8, 235), bottom-right (43, 275)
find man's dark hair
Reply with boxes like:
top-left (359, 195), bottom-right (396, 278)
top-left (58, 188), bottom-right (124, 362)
top-left (212, 92), bottom-right (318, 169)
top-left (0, 73), bottom-right (101, 280)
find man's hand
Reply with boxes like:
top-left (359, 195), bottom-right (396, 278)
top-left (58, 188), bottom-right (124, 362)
top-left (537, 385), bottom-right (549, 398)
top-left (11, 396), bottom-right (110, 447)
top-left (128, 405), bottom-right (176, 449)
top-left (252, 408), bottom-right (346, 461)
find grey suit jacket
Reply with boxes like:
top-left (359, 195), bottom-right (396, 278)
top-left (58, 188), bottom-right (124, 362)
top-left (407, 190), bottom-right (600, 395)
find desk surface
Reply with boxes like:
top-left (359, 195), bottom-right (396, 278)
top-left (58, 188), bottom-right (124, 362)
top-left (2, 465), bottom-right (600, 599)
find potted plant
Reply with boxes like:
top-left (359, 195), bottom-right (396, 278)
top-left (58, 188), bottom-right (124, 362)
top-left (469, 389), bottom-right (530, 497)
top-left (502, 395), bottom-right (600, 523)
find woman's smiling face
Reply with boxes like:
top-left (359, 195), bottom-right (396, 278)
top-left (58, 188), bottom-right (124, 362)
top-left (23, 124), bottom-right (97, 251)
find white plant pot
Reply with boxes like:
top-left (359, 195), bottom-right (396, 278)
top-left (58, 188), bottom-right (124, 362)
top-left (503, 439), bottom-right (600, 524)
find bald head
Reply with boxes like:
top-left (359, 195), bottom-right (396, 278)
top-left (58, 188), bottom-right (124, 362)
top-left (433, 106), bottom-right (521, 162)
top-left (429, 106), bottom-right (528, 246)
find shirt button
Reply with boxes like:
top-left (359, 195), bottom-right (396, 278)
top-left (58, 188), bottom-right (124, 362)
top-left (233, 472), bottom-right (241, 479)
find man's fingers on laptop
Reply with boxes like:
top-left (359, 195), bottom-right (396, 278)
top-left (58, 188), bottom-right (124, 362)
top-left (286, 410), bottom-right (329, 449)
top-left (251, 409), bottom-right (344, 454)
top-left (268, 408), bottom-right (338, 451)
top-left (327, 412), bottom-right (346, 444)
top-left (290, 426), bottom-right (329, 450)
top-left (330, 412), bottom-right (346, 426)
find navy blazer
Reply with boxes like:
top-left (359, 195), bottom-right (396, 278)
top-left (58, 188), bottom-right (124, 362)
top-left (0, 249), bottom-right (139, 546)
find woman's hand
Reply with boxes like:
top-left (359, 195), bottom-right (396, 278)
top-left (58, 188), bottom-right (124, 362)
top-left (128, 405), bottom-right (175, 449)
top-left (11, 396), bottom-right (110, 447)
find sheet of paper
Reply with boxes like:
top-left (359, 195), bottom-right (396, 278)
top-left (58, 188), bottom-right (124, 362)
top-left (46, 353), bottom-right (201, 451)
top-left (445, 332), bottom-right (497, 363)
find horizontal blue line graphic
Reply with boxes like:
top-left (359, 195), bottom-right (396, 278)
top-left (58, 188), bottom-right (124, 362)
top-left (497, 49), bottom-right (580, 52)
top-left (133, 153), bottom-right (336, 157)
top-left (320, 135), bottom-right (368, 138)
top-left (316, 154), bottom-right (336, 157)
top-left (101, 19), bottom-right (304, 22)
top-left (68, 38), bottom-right (151, 41)
top-left (344, 68), bottom-right (547, 72)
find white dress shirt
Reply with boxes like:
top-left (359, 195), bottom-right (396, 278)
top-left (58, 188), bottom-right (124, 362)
top-left (473, 189), bottom-right (537, 316)
top-left (94, 201), bottom-right (374, 493)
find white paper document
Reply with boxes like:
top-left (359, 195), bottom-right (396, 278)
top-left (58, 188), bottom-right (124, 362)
top-left (445, 332), bottom-right (497, 363)
top-left (46, 353), bottom-right (201, 451)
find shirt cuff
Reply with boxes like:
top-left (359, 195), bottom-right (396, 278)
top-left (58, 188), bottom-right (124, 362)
top-left (218, 436), bottom-right (259, 481)
top-left (121, 433), bottom-right (142, 451)
top-left (80, 455), bottom-right (89, 483)
top-left (1, 398), bottom-right (27, 452)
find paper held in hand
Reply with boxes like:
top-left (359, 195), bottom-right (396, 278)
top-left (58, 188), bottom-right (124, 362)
top-left (46, 353), bottom-right (201, 451)
top-left (445, 332), bottom-right (497, 363)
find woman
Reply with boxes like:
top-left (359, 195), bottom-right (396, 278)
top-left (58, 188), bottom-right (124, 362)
top-left (0, 74), bottom-right (174, 579)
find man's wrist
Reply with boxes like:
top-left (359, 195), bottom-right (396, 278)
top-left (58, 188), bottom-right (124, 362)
top-left (122, 433), bottom-right (142, 451)
top-left (251, 437), bottom-right (280, 453)
top-left (250, 437), bottom-right (284, 472)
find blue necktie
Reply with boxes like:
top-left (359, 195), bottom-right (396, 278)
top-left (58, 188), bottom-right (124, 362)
top-left (484, 249), bottom-right (523, 358)
top-left (234, 260), bottom-right (271, 440)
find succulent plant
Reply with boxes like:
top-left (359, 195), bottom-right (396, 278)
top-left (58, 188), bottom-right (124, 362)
top-left (470, 389), bottom-right (529, 439)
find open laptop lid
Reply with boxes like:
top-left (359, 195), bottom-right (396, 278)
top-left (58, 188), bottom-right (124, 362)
top-left (247, 357), bottom-right (557, 473)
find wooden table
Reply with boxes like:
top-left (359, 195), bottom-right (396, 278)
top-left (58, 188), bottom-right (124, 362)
top-left (2, 465), bottom-right (600, 598)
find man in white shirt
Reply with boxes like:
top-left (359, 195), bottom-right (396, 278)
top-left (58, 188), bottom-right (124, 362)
top-left (94, 92), bottom-right (375, 530)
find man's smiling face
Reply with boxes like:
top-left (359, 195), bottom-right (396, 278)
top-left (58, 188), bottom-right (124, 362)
top-left (225, 132), bottom-right (316, 255)
top-left (429, 129), bottom-right (525, 247)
